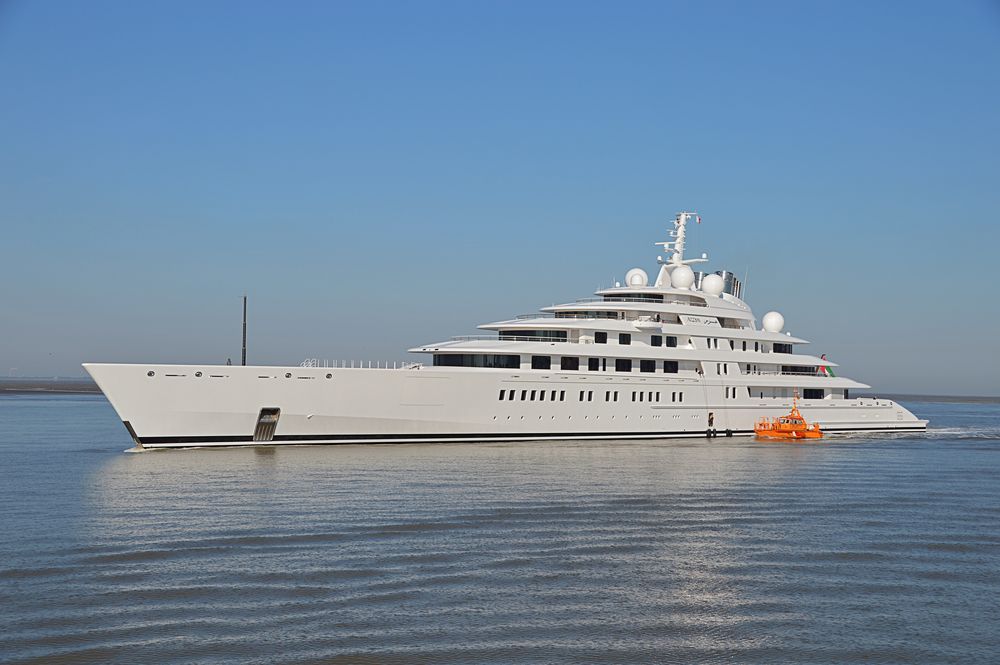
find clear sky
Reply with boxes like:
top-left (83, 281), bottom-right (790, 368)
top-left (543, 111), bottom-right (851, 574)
top-left (1, 1), bottom-right (998, 395)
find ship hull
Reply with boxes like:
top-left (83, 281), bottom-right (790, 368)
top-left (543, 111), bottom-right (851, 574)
top-left (84, 363), bottom-right (927, 449)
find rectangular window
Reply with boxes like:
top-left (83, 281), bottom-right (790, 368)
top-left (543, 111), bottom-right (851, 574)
top-left (655, 392), bottom-right (660, 401)
top-left (539, 390), bottom-right (546, 401)
top-left (615, 358), bottom-right (632, 372)
top-left (663, 361), bottom-right (678, 374)
top-left (774, 343), bottom-right (793, 354)
top-left (730, 340), bottom-right (735, 350)
top-left (579, 390), bottom-right (585, 401)
top-left (550, 390), bottom-right (556, 401)
top-left (499, 389), bottom-right (506, 400)
top-left (725, 387), bottom-right (730, 398)
top-left (640, 359), bottom-right (655, 373)
top-left (755, 342), bottom-right (759, 352)
top-left (595, 331), bottom-right (608, 344)
top-left (561, 356), bottom-right (579, 371)
top-left (499, 329), bottom-right (568, 341)
top-left (666, 336), bottom-right (677, 348)
top-left (509, 390), bottom-right (515, 400)
top-left (804, 389), bottom-right (825, 400)
top-left (632, 391), bottom-right (636, 402)
top-left (588, 391), bottom-right (593, 402)
top-left (619, 333), bottom-right (631, 345)
top-left (648, 392), bottom-right (653, 402)
top-left (530, 390), bottom-right (536, 400)
top-left (602, 358), bottom-right (607, 371)
top-left (671, 392), bottom-right (676, 402)
top-left (588, 358), bottom-right (600, 371)
top-left (679, 392), bottom-right (683, 403)
top-left (742, 341), bottom-right (747, 351)
top-left (639, 392), bottom-right (644, 402)
top-left (844, 389), bottom-right (849, 400)
top-left (433, 354), bottom-right (521, 368)
top-left (521, 390), bottom-right (527, 400)
top-left (651, 335), bottom-right (662, 347)
top-left (614, 391), bottom-right (619, 401)
top-left (560, 390), bottom-right (565, 401)
top-left (531, 355), bottom-right (551, 370)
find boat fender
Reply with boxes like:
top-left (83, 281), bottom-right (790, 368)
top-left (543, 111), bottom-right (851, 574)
top-left (725, 429), bottom-right (733, 437)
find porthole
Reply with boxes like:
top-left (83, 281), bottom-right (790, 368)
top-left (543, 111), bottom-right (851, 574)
top-left (147, 370), bottom-right (155, 377)
top-left (195, 371), bottom-right (202, 378)
top-left (285, 372), bottom-right (292, 378)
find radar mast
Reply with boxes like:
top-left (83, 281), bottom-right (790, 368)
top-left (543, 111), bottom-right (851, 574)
top-left (654, 211), bottom-right (708, 287)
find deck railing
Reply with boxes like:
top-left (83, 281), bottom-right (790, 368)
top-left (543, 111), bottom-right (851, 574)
top-left (300, 359), bottom-right (422, 369)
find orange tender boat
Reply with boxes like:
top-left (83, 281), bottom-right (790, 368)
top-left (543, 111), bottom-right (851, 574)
top-left (754, 397), bottom-right (823, 441)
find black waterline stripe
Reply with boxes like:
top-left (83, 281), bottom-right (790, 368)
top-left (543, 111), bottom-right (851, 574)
top-left (135, 425), bottom-right (927, 446)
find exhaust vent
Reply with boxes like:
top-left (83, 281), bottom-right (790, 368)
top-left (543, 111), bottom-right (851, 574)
top-left (253, 407), bottom-right (281, 442)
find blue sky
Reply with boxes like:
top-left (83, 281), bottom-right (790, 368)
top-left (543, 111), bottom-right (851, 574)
top-left (1, 0), bottom-right (998, 395)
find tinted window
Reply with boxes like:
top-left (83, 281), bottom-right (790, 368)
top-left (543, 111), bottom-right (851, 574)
top-left (651, 335), bottom-right (662, 347)
top-left (640, 359), bottom-right (655, 373)
top-left (499, 330), bottom-right (568, 341)
top-left (663, 360), bottom-right (678, 373)
top-left (619, 333), bottom-right (631, 345)
top-left (433, 354), bottom-right (520, 368)
top-left (561, 356), bottom-right (579, 371)
top-left (595, 332), bottom-right (607, 344)
top-left (588, 357), bottom-right (600, 371)
top-left (803, 388), bottom-right (825, 400)
top-left (666, 336), bottom-right (677, 347)
top-left (531, 355), bottom-right (551, 370)
top-left (615, 358), bottom-right (632, 372)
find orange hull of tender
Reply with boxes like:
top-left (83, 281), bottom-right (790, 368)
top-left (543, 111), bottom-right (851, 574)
top-left (754, 404), bottom-right (823, 441)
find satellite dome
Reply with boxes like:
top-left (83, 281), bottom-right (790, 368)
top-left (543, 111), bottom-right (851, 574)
top-left (625, 268), bottom-right (648, 288)
top-left (702, 273), bottom-right (724, 296)
top-left (671, 265), bottom-right (695, 289)
top-left (762, 311), bottom-right (785, 333)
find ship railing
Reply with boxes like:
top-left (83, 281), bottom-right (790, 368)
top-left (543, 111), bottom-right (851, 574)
top-left (300, 358), bottom-right (422, 369)
top-left (450, 335), bottom-right (566, 343)
top-left (747, 369), bottom-right (827, 377)
top-left (572, 297), bottom-right (708, 307)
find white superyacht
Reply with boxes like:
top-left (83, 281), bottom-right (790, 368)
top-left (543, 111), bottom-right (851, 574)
top-left (85, 212), bottom-right (926, 448)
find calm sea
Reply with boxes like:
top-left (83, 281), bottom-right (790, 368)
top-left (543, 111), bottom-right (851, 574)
top-left (1, 395), bottom-right (998, 664)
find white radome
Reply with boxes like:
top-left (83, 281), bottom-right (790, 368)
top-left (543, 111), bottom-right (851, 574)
top-left (701, 273), bottom-right (724, 296)
top-left (670, 265), bottom-right (695, 289)
top-left (625, 268), bottom-right (649, 288)
top-left (762, 311), bottom-right (785, 333)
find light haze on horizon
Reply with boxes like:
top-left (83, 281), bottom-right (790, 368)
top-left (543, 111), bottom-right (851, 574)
top-left (1, 1), bottom-right (998, 396)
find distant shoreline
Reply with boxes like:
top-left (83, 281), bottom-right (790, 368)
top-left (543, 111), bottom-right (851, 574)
top-left (0, 378), bottom-right (100, 394)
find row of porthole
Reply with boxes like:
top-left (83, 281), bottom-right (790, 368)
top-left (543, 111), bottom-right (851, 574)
top-left (489, 414), bottom-right (683, 421)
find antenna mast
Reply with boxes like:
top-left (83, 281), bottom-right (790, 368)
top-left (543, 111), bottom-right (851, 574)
top-left (241, 295), bottom-right (247, 366)
top-left (654, 211), bottom-right (708, 286)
